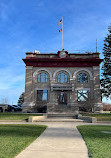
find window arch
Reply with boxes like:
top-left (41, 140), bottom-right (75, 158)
top-left (77, 73), bottom-right (88, 83)
top-left (38, 73), bottom-right (48, 83)
top-left (58, 73), bottom-right (68, 83)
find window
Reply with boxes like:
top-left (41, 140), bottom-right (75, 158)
top-left (38, 73), bottom-right (48, 82)
top-left (58, 73), bottom-right (68, 83)
top-left (77, 73), bottom-right (88, 83)
top-left (37, 90), bottom-right (47, 101)
top-left (78, 90), bottom-right (88, 101)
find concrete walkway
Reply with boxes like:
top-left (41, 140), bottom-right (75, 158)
top-left (15, 122), bottom-right (89, 158)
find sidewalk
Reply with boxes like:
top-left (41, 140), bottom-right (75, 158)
top-left (15, 122), bottom-right (89, 158)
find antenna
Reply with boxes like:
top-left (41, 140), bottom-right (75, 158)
top-left (96, 39), bottom-right (98, 53)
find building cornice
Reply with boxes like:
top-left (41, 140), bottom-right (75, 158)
top-left (23, 57), bottom-right (103, 67)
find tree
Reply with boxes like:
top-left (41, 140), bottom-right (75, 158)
top-left (101, 25), bottom-right (111, 98)
top-left (17, 92), bottom-right (24, 106)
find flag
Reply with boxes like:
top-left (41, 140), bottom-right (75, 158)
top-left (59, 28), bottom-right (62, 32)
top-left (57, 19), bottom-right (62, 25)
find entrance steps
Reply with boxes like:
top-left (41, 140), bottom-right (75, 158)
top-left (35, 118), bottom-right (83, 122)
top-left (29, 113), bottom-right (84, 122)
top-left (29, 113), bottom-right (83, 122)
top-left (44, 113), bottom-right (83, 122)
top-left (47, 113), bottom-right (77, 119)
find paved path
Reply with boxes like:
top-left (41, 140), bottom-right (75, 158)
top-left (15, 122), bottom-right (89, 158)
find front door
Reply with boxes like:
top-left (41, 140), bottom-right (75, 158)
top-left (58, 91), bottom-right (67, 104)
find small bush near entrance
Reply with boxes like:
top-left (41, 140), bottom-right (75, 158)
top-left (0, 124), bottom-right (46, 158)
top-left (77, 125), bottom-right (111, 158)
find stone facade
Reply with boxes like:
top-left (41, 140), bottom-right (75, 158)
top-left (22, 51), bottom-right (103, 114)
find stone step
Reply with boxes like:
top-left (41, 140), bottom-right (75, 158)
top-left (28, 115), bottom-right (84, 122)
top-left (35, 118), bottom-right (83, 122)
top-left (47, 113), bottom-right (77, 119)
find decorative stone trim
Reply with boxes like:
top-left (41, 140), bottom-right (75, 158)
top-left (53, 68), bottom-right (72, 79)
top-left (93, 66), bottom-right (99, 70)
top-left (70, 78), bottom-right (74, 81)
top-left (26, 66), bottom-right (33, 69)
top-left (73, 68), bottom-right (93, 80)
top-left (33, 68), bottom-right (52, 79)
top-left (35, 88), bottom-right (50, 90)
top-left (72, 84), bottom-right (74, 91)
top-left (75, 88), bottom-right (90, 91)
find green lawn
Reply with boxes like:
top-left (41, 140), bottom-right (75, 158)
top-left (82, 113), bottom-right (111, 121)
top-left (0, 124), bottom-right (46, 158)
top-left (0, 113), bottom-right (43, 121)
top-left (77, 125), bottom-right (111, 158)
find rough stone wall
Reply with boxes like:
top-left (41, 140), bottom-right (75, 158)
top-left (23, 66), bottom-right (102, 113)
top-left (93, 66), bottom-right (103, 112)
top-left (23, 66), bottom-right (34, 112)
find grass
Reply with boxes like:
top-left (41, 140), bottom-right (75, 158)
top-left (103, 111), bottom-right (111, 113)
top-left (0, 124), bottom-right (46, 158)
top-left (77, 125), bottom-right (111, 158)
top-left (0, 113), bottom-right (43, 121)
top-left (81, 113), bottom-right (111, 121)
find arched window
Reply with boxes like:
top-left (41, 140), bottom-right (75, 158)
top-left (38, 73), bottom-right (48, 82)
top-left (77, 73), bottom-right (88, 83)
top-left (58, 73), bottom-right (68, 83)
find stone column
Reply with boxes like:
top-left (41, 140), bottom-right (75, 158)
top-left (22, 66), bottom-right (35, 112)
top-left (93, 66), bottom-right (103, 112)
top-left (68, 78), bottom-right (79, 114)
top-left (47, 78), bottom-right (57, 113)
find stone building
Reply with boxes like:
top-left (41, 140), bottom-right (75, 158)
top-left (22, 50), bottom-right (103, 114)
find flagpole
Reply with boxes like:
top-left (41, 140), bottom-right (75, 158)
top-left (96, 38), bottom-right (98, 53)
top-left (62, 17), bottom-right (63, 50)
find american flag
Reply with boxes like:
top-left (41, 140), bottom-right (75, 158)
top-left (57, 19), bottom-right (62, 25)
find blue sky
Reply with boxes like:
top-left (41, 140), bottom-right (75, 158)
top-left (0, 0), bottom-right (111, 104)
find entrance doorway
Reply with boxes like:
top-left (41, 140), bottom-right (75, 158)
top-left (36, 90), bottom-right (47, 113)
top-left (58, 91), bottom-right (67, 104)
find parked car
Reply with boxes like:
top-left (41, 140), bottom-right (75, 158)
top-left (13, 105), bottom-right (22, 111)
top-left (5, 105), bottom-right (18, 112)
top-left (0, 104), bottom-right (22, 112)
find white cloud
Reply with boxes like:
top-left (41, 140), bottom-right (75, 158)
top-left (0, 67), bottom-right (25, 89)
top-left (0, 88), bottom-right (23, 104)
top-left (0, 2), bottom-right (9, 21)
